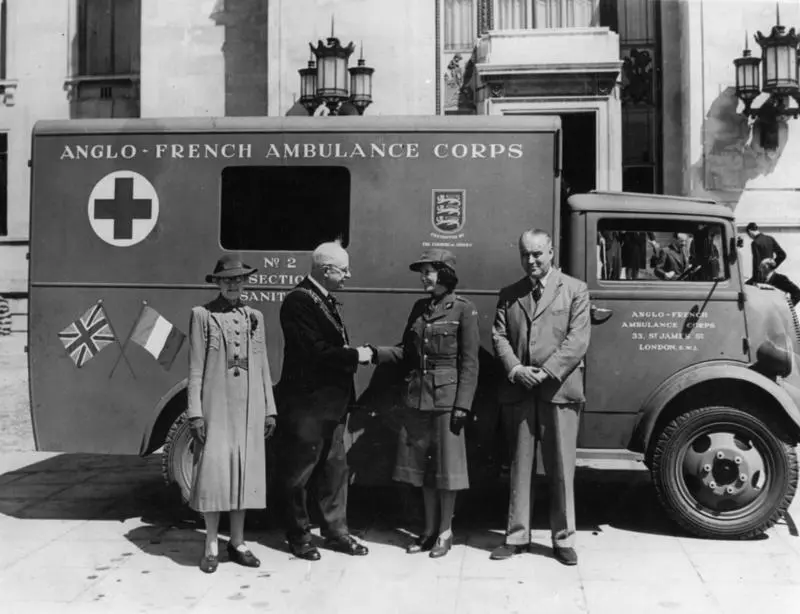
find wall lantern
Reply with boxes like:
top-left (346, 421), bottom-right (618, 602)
top-left (733, 5), bottom-right (800, 148)
top-left (298, 19), bottom-right (374, 116)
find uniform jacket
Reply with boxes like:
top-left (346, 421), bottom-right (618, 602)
top-left (653, 241), bottom-right (689, 280)
top-left (492, 269), bottom-right (591, 405)
top-left (278, 277), bottom-right (359, 430)
top-left (377, 293), bottom-right (480, 412)
top-left (186, 296), bottom-right (276, 511)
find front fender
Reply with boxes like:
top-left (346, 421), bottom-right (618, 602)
top-left (138, 379), bottom-right (188, 456)
top-left (631, 361), bottom-right (800, 454)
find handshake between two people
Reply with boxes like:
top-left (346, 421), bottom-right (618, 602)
top-left (348, 344), bottom-right (377, 365)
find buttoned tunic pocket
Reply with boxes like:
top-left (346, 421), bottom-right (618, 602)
top-left (433, 369), bottom-right (458, 408)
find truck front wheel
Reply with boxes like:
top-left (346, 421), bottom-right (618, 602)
top-left (161, 412), bottom-right (195, 504)
top-left (651, 405), bottom-right (798, 539)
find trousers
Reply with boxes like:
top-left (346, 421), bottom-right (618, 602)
top-left (502, 397), bottom-right (581, 548)
top-left (280, 420), bottom-right (349, 543)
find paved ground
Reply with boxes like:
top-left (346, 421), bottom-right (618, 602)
top-left (0, 351), bottom-right (34, 452)
top-left (2, 352), bottom-right (800, 613)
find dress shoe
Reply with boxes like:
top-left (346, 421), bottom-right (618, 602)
top-left (553, 546), bottom-right (578, 566)
top-left (490, 543), bottom-right (528, 561)
top-left (429, 534), bottom-right (453, 559)
top-left (406, 534), bottom-right (437, 554)
top-left (289, 541), bottom-right (321, 561)
top-left (227, 542), bottom-right (261, 568)
top-left (199, 553), bottom-right (219, 574)
top-left (324, 534), bottom-right (369, 556)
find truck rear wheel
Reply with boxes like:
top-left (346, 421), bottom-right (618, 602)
top-left (161, 412), bottom-right (195, 504)
top-left (651, 405), bottom-right (798, 539)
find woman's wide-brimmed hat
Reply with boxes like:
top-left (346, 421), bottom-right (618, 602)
top-left (205, 254), bottom-right (257, 283)
top-left (409, 248), bottom-right (457, 272)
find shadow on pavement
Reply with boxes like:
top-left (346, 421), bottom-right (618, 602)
top-left (8, 451), bottom-right (789, 553)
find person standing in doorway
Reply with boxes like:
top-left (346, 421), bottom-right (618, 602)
top-left (491, 229), bottom-right (591, 566)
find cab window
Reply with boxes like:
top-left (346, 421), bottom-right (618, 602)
top-left (220, 166), bottom-right (351, 250)
top-left (597, 219), bottom-right (727, 282)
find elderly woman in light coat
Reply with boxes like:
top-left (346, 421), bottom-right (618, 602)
top-left (187, 255), bottom-right (277, 573)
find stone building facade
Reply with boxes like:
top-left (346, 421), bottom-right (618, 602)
top-left (1, 0), bottom-right (799, 305)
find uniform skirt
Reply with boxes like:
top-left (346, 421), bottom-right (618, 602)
top-left (393, 409), bottom-right (469, 491)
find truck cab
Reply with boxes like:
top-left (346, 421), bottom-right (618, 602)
top-left (569, 191), bottom-right (800, 538)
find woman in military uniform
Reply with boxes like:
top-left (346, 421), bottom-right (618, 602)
top-left (187, 255), bottom-right (278, 573)
top-left (373, 249), bottom-right (480, 558)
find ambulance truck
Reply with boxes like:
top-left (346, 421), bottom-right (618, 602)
top-left (29, 116), bottom-right (800, 539)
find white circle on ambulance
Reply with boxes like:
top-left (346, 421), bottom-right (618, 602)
top-left (87, 170), bottom-right (159, 247)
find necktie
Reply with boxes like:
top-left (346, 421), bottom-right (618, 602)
top-left (532, 280), bottom-right (543, 303)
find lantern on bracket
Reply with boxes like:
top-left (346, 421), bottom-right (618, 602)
top-left (296, 18), bottom-right (374, 116)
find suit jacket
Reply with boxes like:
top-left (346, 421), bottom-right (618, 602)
top-left (278, 277), bottom-right (359, 428)
top-left (751, 233), bottom-right (787, 279)
top-left (654, 242), bottom-right (689, 280)
top-left (767, 272), bottom-right (800, 306)
top-left (492, 269), bottom-right (591, 405)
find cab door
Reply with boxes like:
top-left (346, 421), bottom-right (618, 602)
top-left (579, 213), bottom-right (747, 450)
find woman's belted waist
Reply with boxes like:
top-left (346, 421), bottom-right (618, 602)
top-left (228, 357), bottom-right (249, 371)
top-left (419, 357), bottom-right (458, 370)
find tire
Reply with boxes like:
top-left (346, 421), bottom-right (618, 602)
top-left (651, 405), bottom-right (798, 539)
top-left (161, 412), bottom-right (195, 505)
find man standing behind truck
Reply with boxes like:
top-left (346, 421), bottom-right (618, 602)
top-left (747, 222), bottom-right (787, 283)
top-left (490, 229), bottom-right (591, 566)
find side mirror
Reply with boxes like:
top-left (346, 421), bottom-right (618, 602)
top-left (729, 237), bottom-right (739, 264)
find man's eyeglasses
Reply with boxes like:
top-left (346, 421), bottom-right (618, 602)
top-left (326, 264), bottom-right (351, 275)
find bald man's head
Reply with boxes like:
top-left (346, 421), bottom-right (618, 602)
top-left (310, 240), bottom-right (351, 291)
top-left (518, 229), bottom-right (554, 280)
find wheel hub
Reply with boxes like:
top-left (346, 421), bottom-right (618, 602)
top-left (683, 431), bottom-right (766, 511)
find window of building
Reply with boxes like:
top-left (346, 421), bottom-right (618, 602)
top-left (71, 0), bottom-right (141, 118)
top-left (220, 166), bottom-right (351, 251)
top-left (444, 0), bottom-right (477, 52)
top-left (77, 0), bottom-right (140, 76)
top-left (0, 133), bottom-right (7, 236)
top-left (494, 0), bottom-right (601, 30)
top-left (597, 218), bottom-right (727, 282)
top-left (601, 0), bottom-right (662, 193)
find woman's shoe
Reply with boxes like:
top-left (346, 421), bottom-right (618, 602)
top-left (406, 534), bottom-right (436, 554)
top-left (199, 553), bottom-right (219, 573)
top-left (227, 542), bottom-right (261, 568)
top-left (429, 534), bottom-right (453, 558)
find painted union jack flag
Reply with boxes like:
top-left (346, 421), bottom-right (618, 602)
top-left (58, 303), bottom-right (116, 368)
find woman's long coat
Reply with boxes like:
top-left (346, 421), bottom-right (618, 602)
top-left (186, 296), bottom-right (276, 512)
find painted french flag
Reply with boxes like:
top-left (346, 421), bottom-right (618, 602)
top-left (129, 305), bottom-right (186, 370)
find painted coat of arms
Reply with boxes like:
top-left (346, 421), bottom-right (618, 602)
top-left (432, 189), bottom-right (466, 234)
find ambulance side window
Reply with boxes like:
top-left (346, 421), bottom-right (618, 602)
top-left (597, 218), bottom-right (728, 282)
top-left (220, 166), bottom-right (351, 250)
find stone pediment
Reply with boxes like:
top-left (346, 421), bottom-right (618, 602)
top-left (475, 28), bottom-right (622, 97)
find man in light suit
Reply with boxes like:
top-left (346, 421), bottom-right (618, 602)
top-left (491, 229), bottom-right (591, 566)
